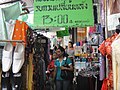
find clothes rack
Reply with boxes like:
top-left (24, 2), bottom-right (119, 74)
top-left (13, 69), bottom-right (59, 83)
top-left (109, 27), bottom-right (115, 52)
top-left (20, 8), bottom-right (30, 16)
top-left (0, 40), bottom-right (24, 43)
top-left (0, 0), bottom-right (21, 5)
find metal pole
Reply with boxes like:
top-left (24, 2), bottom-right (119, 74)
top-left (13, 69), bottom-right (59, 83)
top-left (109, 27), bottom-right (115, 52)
top-left (105, 0), bottom-right (108, 39)
top-left (105, 0), bottom-right (108, 78)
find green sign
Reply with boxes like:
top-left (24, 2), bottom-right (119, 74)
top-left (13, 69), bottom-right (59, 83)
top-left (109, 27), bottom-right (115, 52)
top-left (57, 27), bottom-right (69, 37)
top-left (34, 0), bottom-right (94, 27)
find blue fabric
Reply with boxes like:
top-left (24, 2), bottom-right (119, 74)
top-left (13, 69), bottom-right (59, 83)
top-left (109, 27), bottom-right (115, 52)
top-left (96, 23), bottom-right (102, 33)
top-left (54, 57), bottom-right (72, 80)
top-left (76, 42), bottom-right (80, 46)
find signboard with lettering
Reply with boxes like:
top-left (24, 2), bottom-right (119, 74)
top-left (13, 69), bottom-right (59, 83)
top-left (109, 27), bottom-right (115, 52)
top-left (34, 0), bottom-right (94, 27)
top-left (56, 29), bottom-right (70, 37)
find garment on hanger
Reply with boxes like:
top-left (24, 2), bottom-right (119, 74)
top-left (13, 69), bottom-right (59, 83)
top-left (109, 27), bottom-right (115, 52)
top-left (0, 1), bottom-right (22, 21)
top-left (0, 1), bottom-right (22, 46)
top-left (101, 78), bottom-right (108, 90)
top-left (109, 0), bottom-right (120, 14)
top-left (32, 34), bottom-right (47, 89)
top-left (12, 20), bottom-right (28, 46)
top-left (111, 34), bottom-right (120, 90)
top-left (0, 8), bottom-right (7, 45)
top-left (99, 33), bottom-right (118, 89)
top-left (5, 20), bottom-right (16, 40)
top-left (99, 33), bottom-right (118, 59)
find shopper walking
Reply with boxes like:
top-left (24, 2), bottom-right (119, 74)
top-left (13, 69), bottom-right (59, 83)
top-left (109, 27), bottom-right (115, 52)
top-left (46, 51), bottom-right (57, 90)
top-left (66, 41), bottom-right (74, 90)
top-left (66, 41), bottom-right (74, 65)
top-left (53, 46), bottom-right (73, 90)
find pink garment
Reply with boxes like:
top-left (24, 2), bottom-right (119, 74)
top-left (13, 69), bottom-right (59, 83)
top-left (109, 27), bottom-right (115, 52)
top-left (80, 41), bottom-right (83, 46)
top-left (89, 26), bottom-right (96, 34)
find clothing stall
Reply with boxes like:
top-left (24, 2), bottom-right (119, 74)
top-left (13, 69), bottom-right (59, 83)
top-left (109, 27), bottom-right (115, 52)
top-left (74, 23), bottom-right (105, 90)
top-left (32, 31), bottom-right (50, 90)
top-left (0, 1), bottom-right (34, 89)
top-left (100, 25), bottom-right (120, 90)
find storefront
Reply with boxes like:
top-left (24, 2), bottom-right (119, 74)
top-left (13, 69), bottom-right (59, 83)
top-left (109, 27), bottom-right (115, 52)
top-left (0, 0), bottom-right (120, 90)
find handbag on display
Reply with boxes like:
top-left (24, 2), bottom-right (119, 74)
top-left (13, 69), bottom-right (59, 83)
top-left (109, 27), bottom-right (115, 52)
top-left (60, 58), bottom-right (74, 80)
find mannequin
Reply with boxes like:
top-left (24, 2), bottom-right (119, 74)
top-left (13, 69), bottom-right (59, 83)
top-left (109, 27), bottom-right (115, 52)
top-left (111, 25), bottom-right (120, 90)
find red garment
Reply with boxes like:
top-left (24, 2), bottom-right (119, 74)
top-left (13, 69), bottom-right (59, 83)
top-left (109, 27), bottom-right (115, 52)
top-left (108, 59), bottom-right (112, 70)
top-left (99, 33), bottom-right (118, 58)
top-left (98, 41), bottom-right (106, 56)
top-left (105, 38), bottom-right (112, 56)
top-left (47, 60), bottom-right (55, 71)
top-left (99, 33), bottom-right (118, 90)
top-left (47, 60), bottom-right (55, 78)
top-left (105, 33), bottom-right (118, 56)
top-left (101, 78), bottom-right (108, 90)
top-left (108, 71), bottom-right (113, 89)
top-left (101, 71), bottom-right (113, 90)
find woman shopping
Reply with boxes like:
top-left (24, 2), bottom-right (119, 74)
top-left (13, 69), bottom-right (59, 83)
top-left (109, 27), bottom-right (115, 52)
top-left (66, 41), bottom-right (74, 66)
top-left (66, 41), bottom-right (74, 58)
top-left (53, 46), bottom-right (73, 90)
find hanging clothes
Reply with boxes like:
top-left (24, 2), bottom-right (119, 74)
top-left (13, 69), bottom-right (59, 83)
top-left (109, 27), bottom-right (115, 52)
top-left (12, 20), bottom-right (28, 46)
top-left (109, 0), bottom-right (120, 14)
top-left (99, 33), bottom-right (118, 58)
top-left (0, 1), bottom-right (22, 45)
top-left (5, 20), bottom-right (16, 40)
top-left (30, 33), bottom-right (50, 89)
top-left (111, 34), bottom-right (120, 90)
top-left (101, 78), bottom-right (108, 90)
top-left (0, 8), bottom-right (7, 44)
top-left (99, 33), bottom-right (118, 90)
top-left (1, 2), bottom-right (22, 21)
